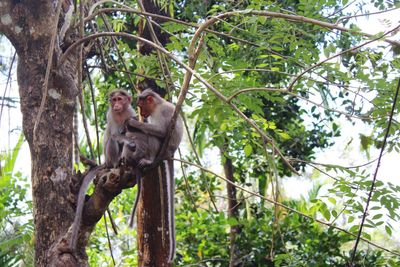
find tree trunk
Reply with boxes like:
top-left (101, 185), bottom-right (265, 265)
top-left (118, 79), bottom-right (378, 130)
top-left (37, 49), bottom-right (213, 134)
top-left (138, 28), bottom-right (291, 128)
top-left (0, 2), bottom-right (79, 265)
top-left (137, 162), bottom-right (173, 266)
top-left (0, 1), bottom-right (124, 266)
top-left (221, 150), bottom-right (241, 267)
top-left (136, 1), bottom-right (173, 266)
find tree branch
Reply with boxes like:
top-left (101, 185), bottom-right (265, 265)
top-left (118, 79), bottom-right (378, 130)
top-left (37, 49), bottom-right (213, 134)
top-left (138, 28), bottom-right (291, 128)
top-left (287, 25), bottom-right (400, 91)
top-left (350, 78), bottom-right (400, 264)
top-left (227, 87), bottom-right (369, 120)
top-left (335, 7), bottom-right (400, 24)
top-left (0, 51), bottom-right (16, 129)
top-left (84, 7), bottom-right (400, 48)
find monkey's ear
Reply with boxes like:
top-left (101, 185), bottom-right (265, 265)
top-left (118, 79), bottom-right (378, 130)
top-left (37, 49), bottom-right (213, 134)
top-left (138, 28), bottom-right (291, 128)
top-left (127, 95), bottom-right (132, 103)
top-left (146, 95), bottom-right (154, 103)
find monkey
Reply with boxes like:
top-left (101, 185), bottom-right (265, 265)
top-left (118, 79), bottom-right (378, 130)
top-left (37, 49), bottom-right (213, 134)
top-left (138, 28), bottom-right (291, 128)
top-left (111, 116), bottom-right (162, 227)
top-left (104, 89), bottom-right (136, 168)
top-left (126, 89), bottom-right (183, 158)
top-left (69, 89), bottom-right (135, 250)
top-left (125, 88), bottom-right (183, 263)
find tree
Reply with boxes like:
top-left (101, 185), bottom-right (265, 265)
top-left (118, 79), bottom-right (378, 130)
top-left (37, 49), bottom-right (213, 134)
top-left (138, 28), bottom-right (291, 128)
top-left (1, 0), bottom-right (400, 266)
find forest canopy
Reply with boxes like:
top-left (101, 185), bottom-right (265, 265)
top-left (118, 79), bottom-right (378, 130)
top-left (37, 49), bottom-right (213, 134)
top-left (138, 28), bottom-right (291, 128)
top-left (0, 0), bottom-right (400, 266)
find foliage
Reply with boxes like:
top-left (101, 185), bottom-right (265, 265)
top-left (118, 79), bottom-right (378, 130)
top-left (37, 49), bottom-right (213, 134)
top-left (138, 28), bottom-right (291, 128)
top-left (78, 0), bottom-right (400, 264)
top-left (174, 186), bottom-right (399, 266)
top-left (0, 134), bottom-right (34, 267)
top-left (2, 0), bottom-right (400, 265)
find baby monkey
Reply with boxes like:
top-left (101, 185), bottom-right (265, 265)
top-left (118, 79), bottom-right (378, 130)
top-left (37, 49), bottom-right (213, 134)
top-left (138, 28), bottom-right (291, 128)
top-left (112, 116), bottom-right (161, 226)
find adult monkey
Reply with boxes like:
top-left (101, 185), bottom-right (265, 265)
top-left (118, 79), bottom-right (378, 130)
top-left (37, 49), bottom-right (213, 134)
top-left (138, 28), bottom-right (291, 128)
top-left (69, 89), bottom-right (135, 250)
top-left (126, 88), bottom-right (183, 263)
top-left (104, 89), bottom-right (136, 168)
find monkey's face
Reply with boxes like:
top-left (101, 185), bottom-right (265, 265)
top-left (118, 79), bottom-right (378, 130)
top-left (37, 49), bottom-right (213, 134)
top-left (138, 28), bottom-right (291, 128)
top-left (137, 96), bottom-right (155, 118)
top-left (110, 93), bottom-right (131, 114)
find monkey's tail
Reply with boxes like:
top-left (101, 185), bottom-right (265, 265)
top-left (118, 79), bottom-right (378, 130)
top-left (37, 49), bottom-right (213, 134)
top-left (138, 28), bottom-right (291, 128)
top-left (165, 160), bottom-right (176, 263)
top-left (69, 167), bottom-right (99, 249)
top-left (129, 171), bottom-right (142, 228)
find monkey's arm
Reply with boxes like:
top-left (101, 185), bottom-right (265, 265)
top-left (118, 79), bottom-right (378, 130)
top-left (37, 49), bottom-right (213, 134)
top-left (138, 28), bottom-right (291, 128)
top-left (126, 118), bottom-right (166, 138)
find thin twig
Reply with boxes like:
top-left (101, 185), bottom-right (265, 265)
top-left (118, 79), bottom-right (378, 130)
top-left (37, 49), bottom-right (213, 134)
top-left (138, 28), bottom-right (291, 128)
top-left (33, 1), bottom-right (63, 143)
top-left (207, 68), bottom-right (374, 105)
top-left (103, 213), bottom-right (116, 266)
top-left (85, 65), bottom-right (101, 163)
top-left (289, 156), bottom-right (382, 170)
top-left (350, 78), bottom-right (400, 264)
top-left (177, 148), bottom-right (199, 215)
top-left (181, 113), bottom-right (219, 212)
top-left (78, 91), bottom-right (95, 159)
top-left (0, 51), bottom-right (16, 129)
top-left (288, 25), bottom-right (400, 91)
top-left (227, 87), bottom-right (368, 120)
top-left (336, 7), bottom-right (400, 24)
top-left (78, 0), bottom-right (95, 160)
top-left (137, 0), bottom-right (175, 95)
top-left (175, 158), bottom-right (400, 257)
top-left (87, 65), bottom-right (166, 81)
top-left (328, 0), bottom-right (357, 18)
top-left (100, 14), bottom-right (136, 89)
top-left (88, 21), bottom-right (111, 74)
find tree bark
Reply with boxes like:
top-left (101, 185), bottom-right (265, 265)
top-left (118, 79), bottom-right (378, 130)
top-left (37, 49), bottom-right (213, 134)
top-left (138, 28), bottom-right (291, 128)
top-left (0, 1), bottom-right (134, 266)
top-left (221, 149), bottom-right (242, 267)
top-left (137, 162), bottom-right (173, 266)
top-left (0, 1), bottom-right (79, 265)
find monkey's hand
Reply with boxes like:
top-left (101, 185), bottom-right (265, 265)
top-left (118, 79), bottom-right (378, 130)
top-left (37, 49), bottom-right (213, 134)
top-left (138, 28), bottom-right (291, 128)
top-left (126, 117), bottom-right (142, 130)
top-left (137, 159), bottom-right (152, 169)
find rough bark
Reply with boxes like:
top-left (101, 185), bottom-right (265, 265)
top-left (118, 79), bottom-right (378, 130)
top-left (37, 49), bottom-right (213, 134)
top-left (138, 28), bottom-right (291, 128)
top-left (137, 162), bottom-right (173, 266)
top-left (0, 1), bottom-right (78, 266)
top-left (0, 1), bottom-right (134, 266)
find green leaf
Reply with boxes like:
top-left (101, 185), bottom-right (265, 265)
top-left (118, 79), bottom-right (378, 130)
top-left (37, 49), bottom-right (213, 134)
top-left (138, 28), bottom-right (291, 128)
top-left (385, 225), bottom-right (392, 235)
top-left (244, 144), bottom-right (253, 157)
top-left (372, 214), bottom-right (383, 220)
top-left (328, 197), bottom-right (336, 205)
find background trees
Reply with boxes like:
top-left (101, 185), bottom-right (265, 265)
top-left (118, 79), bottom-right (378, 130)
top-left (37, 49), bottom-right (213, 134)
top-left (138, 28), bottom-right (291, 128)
top-left (1, 0), bottom-right (399, 266)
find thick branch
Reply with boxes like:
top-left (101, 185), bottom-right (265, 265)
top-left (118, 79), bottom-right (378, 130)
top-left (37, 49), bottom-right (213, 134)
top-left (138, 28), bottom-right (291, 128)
top-left (50, 166), bottom-right (137, 265)
top-left (84, 7), bottom-right (400, 48)
top-left (59, 31), bottom-right (299, 175)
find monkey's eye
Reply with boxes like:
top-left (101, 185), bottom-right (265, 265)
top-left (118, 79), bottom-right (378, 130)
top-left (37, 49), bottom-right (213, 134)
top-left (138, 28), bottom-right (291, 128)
top-left (128, 142), bottom-right (136, 151)
top-left (111, 96), bottom-right (124, 102)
